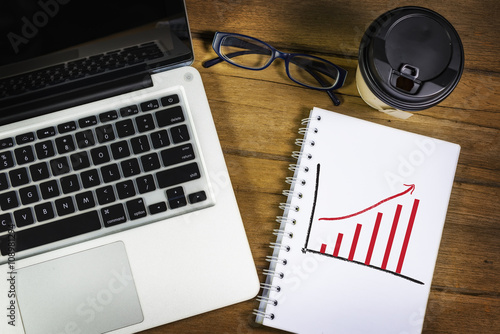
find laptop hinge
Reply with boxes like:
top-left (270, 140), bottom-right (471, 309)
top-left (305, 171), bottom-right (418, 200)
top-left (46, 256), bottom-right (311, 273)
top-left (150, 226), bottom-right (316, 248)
top-left (0, 66), bottom-right (154, 127)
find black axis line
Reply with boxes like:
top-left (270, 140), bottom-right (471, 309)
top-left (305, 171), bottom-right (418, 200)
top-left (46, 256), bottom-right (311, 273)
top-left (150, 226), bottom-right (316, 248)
top-left (302, 163), bottom-right (321, 253)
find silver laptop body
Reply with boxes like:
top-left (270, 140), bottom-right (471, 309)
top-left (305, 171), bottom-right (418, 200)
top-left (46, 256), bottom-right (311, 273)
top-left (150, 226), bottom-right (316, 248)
top-left (0, 1), bottom-right (259, 333)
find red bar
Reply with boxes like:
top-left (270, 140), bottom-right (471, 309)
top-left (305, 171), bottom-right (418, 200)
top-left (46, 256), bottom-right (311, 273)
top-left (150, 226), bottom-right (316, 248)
top-left (333, 233), bottom-right (343, 257)
top-left (320, 243), bottom-right (327, 253)
top-left (396, 199), bottom-right (420, 273)
top-left (381, 204), bottom-right (402, 270)
top-left (365, 212), bottom-right (383, 265)
top-left (348, 224), bottom-right (362, 261)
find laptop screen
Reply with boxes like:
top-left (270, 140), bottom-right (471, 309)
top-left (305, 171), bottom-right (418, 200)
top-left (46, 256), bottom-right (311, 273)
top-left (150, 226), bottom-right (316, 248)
top-left (0, 0), bottom-right (194, 125)
top-left (0, 0), bottom-right (192, 69)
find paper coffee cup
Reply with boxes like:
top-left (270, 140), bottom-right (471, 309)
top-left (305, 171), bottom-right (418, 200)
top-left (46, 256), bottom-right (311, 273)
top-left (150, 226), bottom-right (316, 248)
top-left (357, 7), bottom-right (464, 116)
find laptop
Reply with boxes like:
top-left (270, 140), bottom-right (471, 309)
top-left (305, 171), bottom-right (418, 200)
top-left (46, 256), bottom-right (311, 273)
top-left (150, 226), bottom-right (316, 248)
top-left (0, 1), bottom-right (259, 333)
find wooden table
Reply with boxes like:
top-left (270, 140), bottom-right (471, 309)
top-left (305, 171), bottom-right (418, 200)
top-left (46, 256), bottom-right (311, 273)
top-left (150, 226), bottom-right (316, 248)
top-left (142, 0), bottom-right (499, 332)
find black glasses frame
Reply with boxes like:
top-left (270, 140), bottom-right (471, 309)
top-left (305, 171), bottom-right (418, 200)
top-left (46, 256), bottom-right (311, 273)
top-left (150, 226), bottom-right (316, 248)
top-left (203, 32), bottom-right (348, 106)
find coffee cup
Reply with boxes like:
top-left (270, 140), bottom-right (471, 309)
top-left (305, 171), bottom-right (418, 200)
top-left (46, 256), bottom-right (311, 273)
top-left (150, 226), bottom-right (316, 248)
top-left (356, 7), bottom-right (464, 117)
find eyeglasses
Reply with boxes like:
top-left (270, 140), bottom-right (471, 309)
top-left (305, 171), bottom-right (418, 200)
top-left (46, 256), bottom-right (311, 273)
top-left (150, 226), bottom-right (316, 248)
top-left (203, 32), bottom-right (348, 106)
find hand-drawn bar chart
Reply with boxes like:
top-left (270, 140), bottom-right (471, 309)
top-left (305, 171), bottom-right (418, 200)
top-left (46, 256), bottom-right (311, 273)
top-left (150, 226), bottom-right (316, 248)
top-left (303, 164), bottom-right (423, 285)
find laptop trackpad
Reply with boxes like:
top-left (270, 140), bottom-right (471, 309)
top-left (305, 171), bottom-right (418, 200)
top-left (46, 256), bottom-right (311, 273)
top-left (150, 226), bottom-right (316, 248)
top-left (17, 242), bottom-right (143, 334)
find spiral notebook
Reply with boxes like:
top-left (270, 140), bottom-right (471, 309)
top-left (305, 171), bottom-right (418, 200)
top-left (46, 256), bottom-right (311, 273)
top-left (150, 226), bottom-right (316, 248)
top-left (254, 107), bottom-right (460, 334)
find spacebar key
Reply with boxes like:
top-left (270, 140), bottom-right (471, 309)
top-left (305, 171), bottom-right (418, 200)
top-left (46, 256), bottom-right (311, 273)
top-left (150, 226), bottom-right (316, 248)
top-left (0, 211), bottom-right (102, 256)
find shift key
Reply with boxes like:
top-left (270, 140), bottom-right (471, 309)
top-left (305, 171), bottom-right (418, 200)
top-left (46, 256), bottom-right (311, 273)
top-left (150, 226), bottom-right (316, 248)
top-left (156, 162), bottom-right (200, 188)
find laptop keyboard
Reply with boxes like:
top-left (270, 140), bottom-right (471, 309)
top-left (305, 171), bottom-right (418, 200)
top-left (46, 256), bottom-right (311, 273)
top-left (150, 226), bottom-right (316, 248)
top-left (0, 42), bottom-right (163, 99)
top-left (0, 92), bottom-right (214, 259)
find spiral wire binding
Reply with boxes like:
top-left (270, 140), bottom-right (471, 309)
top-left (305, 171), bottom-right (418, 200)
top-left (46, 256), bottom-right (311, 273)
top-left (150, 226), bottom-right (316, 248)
top-left (275, 216), bottom-right (296, 225)
top-left (254, 113), bottom-right (320, 322)
top-left (272, 229), bottom-right (293, 239)
top-left (270, 242), bottom-right (291, 252)
top-left (256, 296), bottom-right (278, 306)
top-left (289, 164), bottom-right (310, 173)
top-left (263, 268), bottom-right (285, 279)
top-left (278, 202), bottom-right (299, 212)
top-left (282, 189), bottom-right (303, 199)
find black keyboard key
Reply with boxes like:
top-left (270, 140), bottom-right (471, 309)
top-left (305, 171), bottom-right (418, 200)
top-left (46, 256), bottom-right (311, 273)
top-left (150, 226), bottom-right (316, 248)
top-left (95, 124), bottom-right (115, 143)
top-left (102, 204), bottom-right (127, 227)
top-left (148, 202), bottom-right (167, 215)
top-left (37, 127), bottom-right (56, 139)
top-left (130, 135), bottom-right (150, 154)
top-left (91, 146), bottom-right (110, 165)
top-left (58, 121), bottom-right (77, 134)
top-left (19, 185), bottom-right (39, 205)
top-left (110, 140), bottom-right (130, 159)
top-left (126, 198), bottom-right (147, 220)
top-left (61, 174), bottom-right (80, 194)
top-left (116, 119), bottom-right (135, 138)
top-left (141, 99), bottom-right (159, 111)
top-left (0, 173), bottom-right (8, 190)
top-left (30, 162), bottom-right (50, 181)
top-left (121, 158), bottom-right (141, 177)
top-left (0, 191), bottom-right (18, 210)
top-left (16, 132), bottom-right (35, 145)
top-left (120, 105), bottom-right (139, 117)
top-left (70, 151), bottom-right (91, 171)
top-left (35, 140), bottom-right (56, 159)
top-left (136, 174), bottom-right (155, 194)
top-left (140, 153), bottom-right (160, 172)
top-left (157, 162), bottom-right (201, 189)
top-left (101, 163), bottom-right (120, 183)
top-left (14, 208), bottom-right (34, 228)
top-left (160, 94), bottom-right (179, 106)
top-left (116, 180), bottom-right (135, 199)
top-left (34, 202), bottom-right (55, 222)
top-left (14, 146), bottom-right (35, 165)
top-left (189, 191), bottom-right (207, 204)
top-left (155, 106), bottom-right (184, 127)
top-left (161, 144), bottom-right (195, 167)
top-left (78, 116), bottom-right (98, 128)
top-left (0, 138), bottom-right (14, 150)
top-left (166, 187), bottom-right (187, 209)
top-left (9, 167), bottom-right (30, 187)
top-left (50, 156), bottom-right (71, 176)
top-left (150, 130), bottom-right (169, 149)
top-left (81, 169), bottom-right (101, 188)
top-left (40, 180), bottom-right (60, 199)
top-left (0, 151), bottom-right (14, 170)
top-left (0, 211), bottom-right (102, 255)
top-left (170, 124), bottom-right (190, 144)
top-left (55, 196), bottom-right (76, 216)
top-left (0, 213), bottom-right (13, 232)
top-left (136, 114), bottom-right (155, 133)
top-left (99, 110), bottom-right (118, 123)
top-left (75, 130), bottom-right (95, 149)
top-left (56, 135), bottom-right (76, 154)
top-left (75, 191), bottom-right (96, 211)
top-left (96, 185), bottom-right (115, 205)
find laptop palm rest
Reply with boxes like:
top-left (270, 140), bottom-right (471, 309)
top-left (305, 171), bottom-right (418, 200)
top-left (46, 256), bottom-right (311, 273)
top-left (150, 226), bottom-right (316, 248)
top-left (17, 242), bottom-right (143, 334)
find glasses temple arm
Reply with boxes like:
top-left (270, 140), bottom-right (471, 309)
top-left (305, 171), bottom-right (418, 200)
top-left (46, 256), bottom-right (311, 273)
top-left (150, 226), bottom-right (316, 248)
top-left (202, 56), bottom-right (224, 68)
top-left (326, 90), bottom-right (341, 106)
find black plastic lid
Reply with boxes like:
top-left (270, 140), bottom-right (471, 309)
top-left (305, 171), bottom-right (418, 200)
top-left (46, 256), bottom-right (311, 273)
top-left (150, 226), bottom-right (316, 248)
top-left (358, 7), bottom-right (464, 111)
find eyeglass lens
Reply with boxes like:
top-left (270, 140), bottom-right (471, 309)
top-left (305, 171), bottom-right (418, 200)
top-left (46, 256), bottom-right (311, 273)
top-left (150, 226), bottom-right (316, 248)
top-left (218, 35), bottom-right (340, 89)
top-left (219, 36), bottom-right (273, 69)
top-left (288, 55), bottom-right (340, 89)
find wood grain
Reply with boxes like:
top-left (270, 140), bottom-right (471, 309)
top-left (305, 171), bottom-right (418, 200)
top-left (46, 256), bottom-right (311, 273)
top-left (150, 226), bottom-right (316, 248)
top-left (140, 0), bottom-right (500, 332)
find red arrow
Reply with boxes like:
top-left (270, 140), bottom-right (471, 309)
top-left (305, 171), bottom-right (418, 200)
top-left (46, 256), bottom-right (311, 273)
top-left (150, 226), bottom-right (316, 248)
top-left (319, 184), bottom-right (415, 221)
